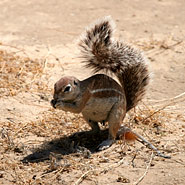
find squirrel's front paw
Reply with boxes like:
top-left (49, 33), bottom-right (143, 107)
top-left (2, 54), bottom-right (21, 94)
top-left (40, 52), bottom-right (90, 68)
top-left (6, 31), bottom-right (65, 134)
top-left (97, 139), bottom-right (114, 151)
top-left (51, 99), bottom-right (63, 109)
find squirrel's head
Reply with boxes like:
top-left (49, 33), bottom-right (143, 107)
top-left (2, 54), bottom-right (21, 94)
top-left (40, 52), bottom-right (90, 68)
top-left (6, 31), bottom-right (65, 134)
top-left (51, 76), bottom-right (80, 109)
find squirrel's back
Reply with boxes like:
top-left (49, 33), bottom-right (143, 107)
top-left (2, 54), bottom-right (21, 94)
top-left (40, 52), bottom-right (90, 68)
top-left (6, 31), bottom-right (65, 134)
top-left (79, 16), bottom-right (150, 111)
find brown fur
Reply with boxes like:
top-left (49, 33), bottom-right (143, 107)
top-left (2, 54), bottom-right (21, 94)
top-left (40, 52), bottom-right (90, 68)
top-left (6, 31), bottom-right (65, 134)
top-left (51, 16), bottom-right (150, 150)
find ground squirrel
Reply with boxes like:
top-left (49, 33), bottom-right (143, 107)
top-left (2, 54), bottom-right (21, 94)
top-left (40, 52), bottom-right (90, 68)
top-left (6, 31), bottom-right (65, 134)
top-left (51, 16), bottom-right (150, 150)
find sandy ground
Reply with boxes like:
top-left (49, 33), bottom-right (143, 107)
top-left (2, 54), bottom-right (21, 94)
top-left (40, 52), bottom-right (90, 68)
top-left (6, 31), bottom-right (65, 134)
top-left (0, 0), bottom-right (185, 184)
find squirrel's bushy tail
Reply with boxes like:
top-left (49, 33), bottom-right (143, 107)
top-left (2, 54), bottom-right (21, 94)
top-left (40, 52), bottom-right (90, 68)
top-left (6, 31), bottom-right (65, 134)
top-left (79, 16), bottom-right (150, 111)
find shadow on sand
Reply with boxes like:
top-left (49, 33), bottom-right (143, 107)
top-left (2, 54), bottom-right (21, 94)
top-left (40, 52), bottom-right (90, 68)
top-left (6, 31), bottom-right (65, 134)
top-left (22, 129), bottom-right (109, 163)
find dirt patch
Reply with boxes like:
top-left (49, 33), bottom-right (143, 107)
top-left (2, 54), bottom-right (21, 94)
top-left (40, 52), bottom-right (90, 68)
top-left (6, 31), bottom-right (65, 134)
top-left (0, 0), bottom-right (185, 184)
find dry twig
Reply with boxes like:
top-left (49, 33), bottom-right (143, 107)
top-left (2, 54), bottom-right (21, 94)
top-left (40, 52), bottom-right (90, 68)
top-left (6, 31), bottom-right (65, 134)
top-left (73, 170), bottom-right (93, 185)
top-left (133, 152), bottom-right (154, 185)
top-left (73, 157), bottom-right (126, 185)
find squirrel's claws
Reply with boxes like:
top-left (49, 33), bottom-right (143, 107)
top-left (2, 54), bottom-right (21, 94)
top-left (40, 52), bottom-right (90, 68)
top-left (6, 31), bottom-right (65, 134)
top-left (50, 99), bottom-right (57, 109)
top-left (97, 139), bottom-right (114, 151)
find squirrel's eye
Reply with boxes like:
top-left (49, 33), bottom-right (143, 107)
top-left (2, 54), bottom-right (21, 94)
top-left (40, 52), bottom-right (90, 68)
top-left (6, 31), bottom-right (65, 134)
top-left (64, 85), bottom-right (71, 93)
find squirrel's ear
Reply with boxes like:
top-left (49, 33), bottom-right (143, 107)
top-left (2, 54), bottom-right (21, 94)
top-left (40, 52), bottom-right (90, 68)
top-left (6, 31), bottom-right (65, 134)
top-left (64, 84), bottom-right (72, 93)
top-left (74, 80), bottom-right (78, 86)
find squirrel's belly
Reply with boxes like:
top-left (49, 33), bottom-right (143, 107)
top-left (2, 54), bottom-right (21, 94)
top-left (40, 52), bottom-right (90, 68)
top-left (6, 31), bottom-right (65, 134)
top-left (82, 97), bottom-right (118, 122)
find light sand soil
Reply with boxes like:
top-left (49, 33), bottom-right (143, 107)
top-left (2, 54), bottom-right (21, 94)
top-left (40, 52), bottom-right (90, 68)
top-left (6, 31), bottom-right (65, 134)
top-left (0, 0), bottom-right (185, 184)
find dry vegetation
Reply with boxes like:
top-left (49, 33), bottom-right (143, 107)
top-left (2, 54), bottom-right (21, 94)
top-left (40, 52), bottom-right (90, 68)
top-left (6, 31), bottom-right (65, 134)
top-left (0, 39), bottom-right (185, 185)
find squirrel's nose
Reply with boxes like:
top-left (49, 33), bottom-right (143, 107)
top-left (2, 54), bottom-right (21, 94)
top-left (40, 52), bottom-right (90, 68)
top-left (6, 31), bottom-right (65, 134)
top-left (51, 99), bottom-right (57, 108)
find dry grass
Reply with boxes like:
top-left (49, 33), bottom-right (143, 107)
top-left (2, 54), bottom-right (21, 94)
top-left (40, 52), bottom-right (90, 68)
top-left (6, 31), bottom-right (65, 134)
top-left (0, 40), bottom-right (185, 184)
top-left (0, 45), bottom-right (53, 97)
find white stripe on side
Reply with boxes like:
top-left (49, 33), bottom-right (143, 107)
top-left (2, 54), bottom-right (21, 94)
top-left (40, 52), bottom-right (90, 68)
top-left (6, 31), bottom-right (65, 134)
top-left (91, 88), bottom-right (123, 96)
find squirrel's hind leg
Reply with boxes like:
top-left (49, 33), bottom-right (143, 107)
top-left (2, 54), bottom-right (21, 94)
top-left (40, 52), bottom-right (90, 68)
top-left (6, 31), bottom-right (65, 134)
top-left (84, 119), bottom-right (100, 133)
top-left (98, 102), bottom-right (126, 151)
